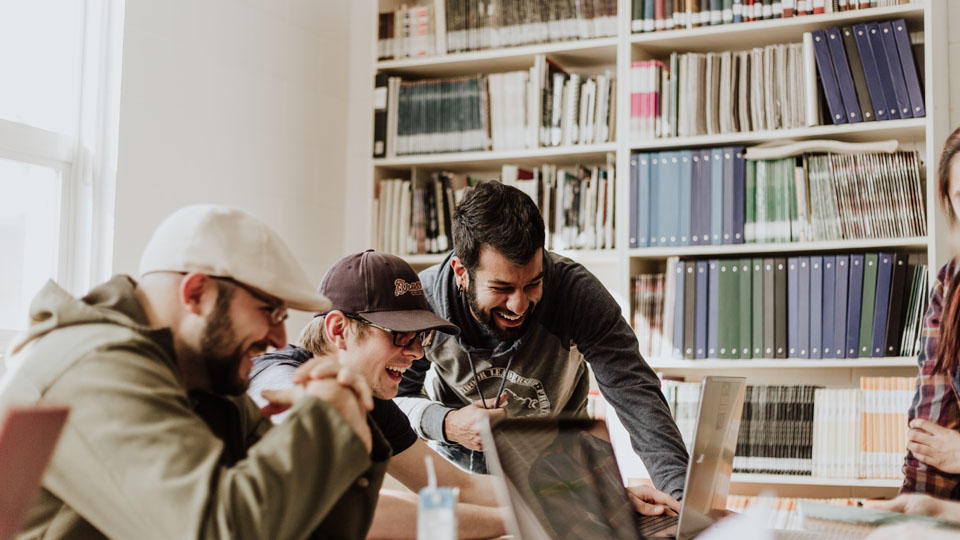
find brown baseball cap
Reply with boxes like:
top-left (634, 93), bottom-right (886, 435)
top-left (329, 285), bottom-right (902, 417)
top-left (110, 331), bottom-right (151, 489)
top-left (318, 250), bottom-right (459, 335)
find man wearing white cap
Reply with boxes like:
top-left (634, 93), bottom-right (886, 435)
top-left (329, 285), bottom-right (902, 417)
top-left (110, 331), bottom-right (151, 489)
top-left (0, 205), bottom-right (386, 539)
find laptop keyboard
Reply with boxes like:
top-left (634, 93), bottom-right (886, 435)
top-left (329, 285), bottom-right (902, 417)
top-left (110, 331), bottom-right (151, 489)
top-left (637, 513), bottom-right (678, 537)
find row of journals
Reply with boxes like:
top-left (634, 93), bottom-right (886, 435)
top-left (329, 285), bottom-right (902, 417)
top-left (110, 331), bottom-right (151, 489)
top-left (725, 496), bottom-right (863, 532)
top-left (662, 377), bottom-right (914, 478)
top-left (376, 0), bottom-right (617, 60)
top-left (372, 57), bottom-right (616, 157)
top-left (627, 148), bottom-right (925, 248)
top-left (631, 0), bottom-right (915, 33)
top-left (628, 18), bottom-right (923, 141)
top-left (374, 175), bottom-right (465, 256)
top-left (632, 253), bottom-right (929, 361)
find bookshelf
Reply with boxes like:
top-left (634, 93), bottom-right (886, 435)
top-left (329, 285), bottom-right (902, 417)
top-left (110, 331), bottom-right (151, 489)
top-left (359, 0), bottom-right (950, 498)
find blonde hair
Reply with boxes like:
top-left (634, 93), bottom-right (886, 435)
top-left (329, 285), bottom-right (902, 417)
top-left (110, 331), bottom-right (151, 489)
top-left (297, 314), bottom-right (370, 356)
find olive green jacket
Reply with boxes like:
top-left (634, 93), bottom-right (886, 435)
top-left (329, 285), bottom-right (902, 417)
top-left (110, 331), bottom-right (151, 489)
top-left (0, 276), bottom-right (388, 539)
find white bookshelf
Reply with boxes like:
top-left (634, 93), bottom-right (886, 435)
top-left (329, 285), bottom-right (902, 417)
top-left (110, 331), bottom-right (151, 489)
top-left (359, 0), bottom-right (950, 497)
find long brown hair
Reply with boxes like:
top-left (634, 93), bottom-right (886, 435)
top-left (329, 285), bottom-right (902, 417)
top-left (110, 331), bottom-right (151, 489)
top-left (934, 127), bottom-right (960, 373)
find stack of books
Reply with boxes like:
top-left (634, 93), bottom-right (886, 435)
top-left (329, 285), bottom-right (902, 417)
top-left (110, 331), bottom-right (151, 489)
top-left (632, 252), bottom-right (928, 361)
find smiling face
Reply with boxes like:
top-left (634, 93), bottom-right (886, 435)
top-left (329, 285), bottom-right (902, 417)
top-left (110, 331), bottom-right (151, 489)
top-left (455, 245), bottom-right (544, 341)
top-left (333, 314), bottom-right (425, 399)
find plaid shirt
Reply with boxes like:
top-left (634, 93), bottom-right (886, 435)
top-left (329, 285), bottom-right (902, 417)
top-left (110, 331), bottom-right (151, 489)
top-left (902, 258), bottom-right (960, 497)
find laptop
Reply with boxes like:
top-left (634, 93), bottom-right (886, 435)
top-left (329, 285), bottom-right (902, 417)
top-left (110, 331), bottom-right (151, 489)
top-left (0, 405), bottom-right (69, 540)
top-left (481, 376), bottom-right (747, 540)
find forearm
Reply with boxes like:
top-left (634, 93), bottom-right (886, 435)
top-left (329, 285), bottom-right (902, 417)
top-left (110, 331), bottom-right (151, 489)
top-left (457, 473), bottom-right (500, 508)
top-left (367, 490), bottom-right (506, 540)
top-left (394, 395), bottom-right (454, 441)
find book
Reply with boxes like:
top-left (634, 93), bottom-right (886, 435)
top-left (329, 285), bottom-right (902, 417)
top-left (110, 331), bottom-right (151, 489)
top-left (809, 29), bottom-right (847, 125)
top-left (839, 25), bottom-right (875, 121)
top-left (858, 253), bottom-right (878, 357)
top-left (824, 26), bottom-right (862, 123)
top-left (845, 254), bottom-right (864, 358)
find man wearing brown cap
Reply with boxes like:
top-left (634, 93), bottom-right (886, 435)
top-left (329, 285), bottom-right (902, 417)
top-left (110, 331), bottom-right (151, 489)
top-left (249, 250), bottom-right (506, 539)
top-left (0, 205), bottom-right (385, 539)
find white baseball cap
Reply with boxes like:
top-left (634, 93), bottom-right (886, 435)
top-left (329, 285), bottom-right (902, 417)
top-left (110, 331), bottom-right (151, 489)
top-left (139, 204), bottom-right (330, 312)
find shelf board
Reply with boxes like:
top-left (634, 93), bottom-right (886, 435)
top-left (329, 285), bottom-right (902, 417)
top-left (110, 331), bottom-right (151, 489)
top-left (649, 357), bottom-right (917, 369)
top-left (377, 37), bottom-right (618, 77)
top-left (403, 253), bottom-right (448, 266)
top-left (553, 249), bottom-right (620, 265)
top-left (730, 474), bottom-right (901, 488)
top-left (630, 118), bottom-right (926, 150)
top-left (374, 143), bottom-right (617, 170)
top-left (628, 236), bottom-right (929, 258)
top-left (630, 4), bottom-right (924, 56)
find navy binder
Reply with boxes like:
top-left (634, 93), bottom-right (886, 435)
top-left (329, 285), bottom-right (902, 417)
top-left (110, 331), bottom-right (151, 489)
top-left (845, 254), bottom-right (865, 358)
top-left (871, 252), bottom-right (894, 356)
top-left (891, 19), bottom-right (925, 118)
top-left (629, 154), bottom-right (639, 248)
top-left (841, 25), bottom-right (875, 122)
top-left (852, 23), bottom-right (890, 121)
top-left (678, 152), bottom-right (693, 246)
top-left (824, 26), bottom-right (863, 123)
top-left (866, 22), bottom-right (901, 119)
top-left (711, 148), bottom-right (725, 245)
top-left (809, 256), bottom-right (823, 359)
top-left (878, 21), bottom-right (913, 119)
top-left (708, 259), bottom-right (720, 358)
top-left (673, 261), bottom-right (686, 358)
top-left (833, 255), bottom-right (850, 360)
top-left (821, 256), bottom-right (836, 358)
top-left (787, 257), bottom-right (800, 358)
top-left (691, 150), bottom-right (711, 246)
top-left (798, 256), bottom-right (811, 358)
top-left (884, 254), bottom-right (908, 355)
top-left (722, 147), bottom-right (735, 244)
top-left (695, 260), bottom-right (709, 358)
top-left (810, 29), bottom-right (848, 125)
top-left (732, 147), bottom-right (746, 244)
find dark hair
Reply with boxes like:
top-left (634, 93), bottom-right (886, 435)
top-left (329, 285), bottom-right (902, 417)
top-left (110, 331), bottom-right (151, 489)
top-left (452, 181), bottom-right (545, 272)
top-left (935, 127), bottom-right (960, 373)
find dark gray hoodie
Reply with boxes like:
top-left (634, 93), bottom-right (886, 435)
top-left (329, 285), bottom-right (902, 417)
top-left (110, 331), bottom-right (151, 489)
top-left (395, 250), bottom-right (689, 497)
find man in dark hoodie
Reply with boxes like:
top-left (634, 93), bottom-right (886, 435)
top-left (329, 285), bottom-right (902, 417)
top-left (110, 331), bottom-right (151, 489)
top-left (0, 205), bottom-right (387, 539)
top-left (395, 181), bottom-right (690, 502)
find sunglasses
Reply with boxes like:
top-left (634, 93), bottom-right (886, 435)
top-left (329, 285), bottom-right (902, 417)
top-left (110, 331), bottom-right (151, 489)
top-left (345, 314), bottom-right (435, 348)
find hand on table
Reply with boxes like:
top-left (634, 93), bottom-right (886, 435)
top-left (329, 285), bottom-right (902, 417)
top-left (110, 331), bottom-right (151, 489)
top-left (626, 485), bottom-right (681, 516)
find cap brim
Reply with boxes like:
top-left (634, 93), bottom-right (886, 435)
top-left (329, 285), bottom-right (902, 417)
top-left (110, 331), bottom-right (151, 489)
top-left (285, 292), bottom-right (332, 313)
top-left (360, 309), bottom-right (460, 336)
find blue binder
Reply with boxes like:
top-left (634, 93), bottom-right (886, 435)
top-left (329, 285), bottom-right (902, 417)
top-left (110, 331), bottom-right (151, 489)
top-left (810, 29), bottom-right (848, 125)
top-left (825, 26), bottom-right (863, 123)
top-left (678, 151), bottom-right (692, 246)
top-left (852, 23), bottom-right (890, 121)
top-left (820, 256), bottom-right (835, 358)
top-left (878, 21), bottom-right (912, 119)
top-left (695, 260), bottom-right (709, 358)
top-left (690, 150), bottom-right (711, 246)
top-left (637, 153), bottom-right (651, 247)
top-left (732, 147), bottom-right (746, 244)
top-left (652, 153), bottom-right (668, 246)
top-left (871, 252), bottom-right (894, 356)
top-left (707, 259), bottom-right (720, 358)
top-left (711, 148), bottom-right (725, 245)
top-left (845, 254), bottom-right (865, 358)
top-left (798, 256), bottom-right (811, 358)
top-left (866, 22), bottom-right (901, 119)
top-left (629, 154), bottom-right (639, 248)
top-left (809, 256), bottom-right (823, 359)
top-left (891, 19), bottom-right (925, 118)
top-left (787, 257), bottom-right (800, 358)
top-left (833, 255), bottom-right (850, 359)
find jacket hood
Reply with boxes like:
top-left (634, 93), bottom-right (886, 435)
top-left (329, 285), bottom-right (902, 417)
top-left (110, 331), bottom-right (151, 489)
top-left (8, 275), bottom-right (166, 356)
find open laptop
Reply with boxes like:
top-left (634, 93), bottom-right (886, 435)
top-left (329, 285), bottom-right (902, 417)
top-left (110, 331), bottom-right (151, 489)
top-left (481, 376), bottom-right (746, 540)
top-left (0, 405), bottom-right (69, 540)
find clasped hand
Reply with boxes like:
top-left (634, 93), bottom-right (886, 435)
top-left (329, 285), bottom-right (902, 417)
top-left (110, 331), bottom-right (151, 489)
top-left (259, 356), bottom-right (375, 453)
top-left (906, 418), bottom-right (960, 473)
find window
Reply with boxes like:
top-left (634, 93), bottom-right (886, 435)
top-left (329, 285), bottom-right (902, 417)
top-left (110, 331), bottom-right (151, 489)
top-left (0, 1), bottom-right (123, 350)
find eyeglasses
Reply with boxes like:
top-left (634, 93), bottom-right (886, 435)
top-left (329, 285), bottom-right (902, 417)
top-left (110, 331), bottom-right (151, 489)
top-left (346, 314), bottom-right (434, 348)
top-left (212, 276), bottom-right (288, 326)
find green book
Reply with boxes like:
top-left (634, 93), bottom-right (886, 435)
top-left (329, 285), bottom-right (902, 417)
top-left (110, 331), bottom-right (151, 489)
top-left (787, 158), bottom-right (799, 242)
top-left (858, 253), bottom-right (879, 357)
top-left (738, 258), bottom-right (752, 358)
top-left (745, 160), bottom-right (756, 243)
top-left (751, 258), bottom-right (764, 358)
top-left (717, 259), bottom-right (740, 359)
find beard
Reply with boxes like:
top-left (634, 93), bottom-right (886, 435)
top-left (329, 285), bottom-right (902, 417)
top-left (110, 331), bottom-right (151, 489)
top-left (198, 286), bottom-right (248, 396)
top-left (464, 277), bottom-right (535, 342)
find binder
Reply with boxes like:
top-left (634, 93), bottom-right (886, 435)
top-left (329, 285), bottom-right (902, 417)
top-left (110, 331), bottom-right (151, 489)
top-left (638, 153), bottom-right (652, 247)
top-left (683, 261), bottom-right (696, 358)
top-left (809, 256), bottom-right (823, 359)
top-left (718, 259), bottom-right (740, 359)
top-left (653, 154), bottom-right (669, 245)
top-left (695, 260), bottom-right (709, 358)
top-left (763, 258), bottom-right (776, 358)
top-left (858, 253), bottom-right (878, 357)
top-left (722, 146), bottom-right (736, 244)
top-left (798, 256), bottom-right (811, 358)
top-left (787, 257), bottom-right (800, 358)
top-left (852, 23), bottom-right (890, 121)
top-left (866, 22), bottom-right (901, 120)
top-left (673, 261), bottom-right (686, 358)
top-left (739, 259), bottom-right (752, 358)
top-left (708, 259), bottom-right (720, 357)
top-left (840, 25), bottom-right (875, 122)
top-left (809, 29), bottom-right (848, 125)
top-left (891, 19), bottom-right (925, 118)
top-left (820, 256), bottom-right (835, 358)
top-left (833, 255), bottom-right (850, 360)
top-left (878, 21), bottom-right (913, 119)
top-left (845, 254), bottom-right (864, 358)
top-left (649, 154), bottom-right (660, 246)
top-left (774, 258), bottom-right (787, 359)
top-left (690, 150), bottom-right (711, 245)
top-left (711, 148), bottom-right (725, 245)
top-left (373, 72), bottom-right (389, 157)
top-left (824, 27), bottom-right (863, 123)
top-left (629, 154), bottom-right (639, 248)
top-left (732, 147), bottom-right (746, 244)
top-left (884, 254), bottom-right (908, 355)
top-left (679, 151), bottom-right (694, 245)
top-left (751, 258), bottom-right (764, 358)
top-left (871, 252), bottom-right (894, 356)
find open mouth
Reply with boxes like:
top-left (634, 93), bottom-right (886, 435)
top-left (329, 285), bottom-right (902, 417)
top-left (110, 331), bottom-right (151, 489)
top-left (385, 366), bottom-right (406, 382)
top-left (495, 310), bottom-right (524, 327)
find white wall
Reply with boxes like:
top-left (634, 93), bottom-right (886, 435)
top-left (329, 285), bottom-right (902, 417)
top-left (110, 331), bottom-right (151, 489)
top-left (113, 0), bottom-right (353, 332)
